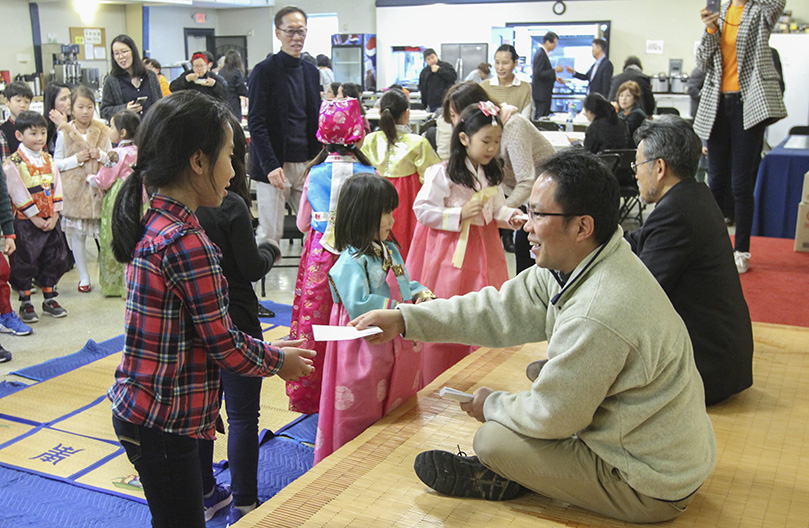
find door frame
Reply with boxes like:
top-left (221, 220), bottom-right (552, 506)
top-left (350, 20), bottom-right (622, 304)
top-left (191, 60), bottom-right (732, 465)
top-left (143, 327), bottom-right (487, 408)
top-left (183, 28), bottom-right (215, 60)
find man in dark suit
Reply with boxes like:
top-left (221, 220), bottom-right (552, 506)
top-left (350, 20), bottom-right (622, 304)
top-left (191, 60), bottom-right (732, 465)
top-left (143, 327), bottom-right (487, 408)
top-left (531, 32), bottom-right (564, 119)
top-left (625, 116), bottom-right (753, 405)
top-left (607, 56), bottom-right (656, 115)
top-left (248, 5), bottom-right (322, 249)
top-left (418, 48), bottom-right (457, 112)
top-left (566, 38), bottom-right (613, 97)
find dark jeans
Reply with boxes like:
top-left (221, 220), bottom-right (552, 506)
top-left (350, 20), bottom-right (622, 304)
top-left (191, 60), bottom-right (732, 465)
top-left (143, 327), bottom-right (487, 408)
top-left (706, 93), bottom-right (766, 253)
top-left (112, 416), bottom-right (206, 528)
top-left (198, 371), bottom-right (263, 507)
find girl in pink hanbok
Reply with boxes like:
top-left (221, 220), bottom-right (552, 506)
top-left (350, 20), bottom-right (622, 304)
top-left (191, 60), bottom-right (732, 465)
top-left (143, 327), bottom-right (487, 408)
top-left (405, 101), bottom-right (524, 384)
top-left (314, 173), bottom-right (435, 463)
top-left (287, 98), bottom-right (376, 414)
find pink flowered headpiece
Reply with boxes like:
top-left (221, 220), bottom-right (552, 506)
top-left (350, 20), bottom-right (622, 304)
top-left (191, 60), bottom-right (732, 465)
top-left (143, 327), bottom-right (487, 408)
top-left (316, 98), bottom-right (365, 146)
top-left (479, 101), bottom-right (500, 126)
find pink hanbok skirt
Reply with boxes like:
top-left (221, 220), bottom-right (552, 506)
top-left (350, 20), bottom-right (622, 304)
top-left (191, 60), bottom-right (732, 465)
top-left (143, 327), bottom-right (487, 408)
top-left (287, 229), bottom-right (340, 414)
top-left (314, 303), bottom-right (422, 463)
top-left (406, 221), bottom-right (508, 384)
top-left (388, 172), bottom-right (421, 260)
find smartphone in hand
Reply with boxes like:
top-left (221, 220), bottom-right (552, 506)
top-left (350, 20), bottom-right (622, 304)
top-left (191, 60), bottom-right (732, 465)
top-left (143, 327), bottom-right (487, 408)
top-left (135, 96), bottom-right (148, 105)
top-left (707, 0), bottom-right (720, 13)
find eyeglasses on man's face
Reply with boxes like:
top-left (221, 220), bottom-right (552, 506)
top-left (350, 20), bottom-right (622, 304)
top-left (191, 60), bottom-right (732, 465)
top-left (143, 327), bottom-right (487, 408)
top-left (277, 27), bottom-right (308, 38)
top-left (527, 209), bottom-right (582, 221)
top-left (630, 158), bottom-right (656, 175)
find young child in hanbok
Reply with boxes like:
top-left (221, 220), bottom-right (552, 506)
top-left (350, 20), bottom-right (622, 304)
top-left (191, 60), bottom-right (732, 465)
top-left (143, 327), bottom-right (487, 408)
top-left (287, 98), bottom-right (376, 414)
top-left (314, 173), bottom-right (435, 463)
top-left (93, 110), bottom-right (139, 296)
top-left (54, 85), bottom-right (111, 293)
top-left (361, 88), bottom-right (440, 259)
top-left (406, 101), bottom-right (525, 384)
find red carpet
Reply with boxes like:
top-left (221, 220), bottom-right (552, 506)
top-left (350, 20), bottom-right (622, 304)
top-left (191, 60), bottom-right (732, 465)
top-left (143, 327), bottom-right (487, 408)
top-left (738, 236), bottom-right (809, 327)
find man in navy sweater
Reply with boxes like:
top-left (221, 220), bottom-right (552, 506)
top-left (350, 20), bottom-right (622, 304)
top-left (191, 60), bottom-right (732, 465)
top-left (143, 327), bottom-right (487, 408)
top-left (248, 5), bottom-right (322, 249)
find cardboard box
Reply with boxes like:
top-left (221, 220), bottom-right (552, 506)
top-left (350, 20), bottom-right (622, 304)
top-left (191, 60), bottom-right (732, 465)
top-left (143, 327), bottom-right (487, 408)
top-left (802, 171), bottom-right (809, 204)
top-left (795, 202), bottom-right (809, 253)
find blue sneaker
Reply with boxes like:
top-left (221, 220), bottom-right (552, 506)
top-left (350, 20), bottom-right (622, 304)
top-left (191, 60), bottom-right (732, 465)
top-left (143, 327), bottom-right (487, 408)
top-left (226, 503), bottom-right (257, 527)
top-left (0, 311), bottom-right (33, 336)
top-left (0, 344), bottom-right (11, 363)
top-left (204, 484), bottom-right (232, 521)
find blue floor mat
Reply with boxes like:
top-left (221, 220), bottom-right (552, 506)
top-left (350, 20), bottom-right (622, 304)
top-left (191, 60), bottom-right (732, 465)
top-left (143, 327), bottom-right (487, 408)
top-left (259, 300), bottom-right (293, 328)
top-left (0, 465), bottom-right (151, 527)
top-left (276, 414), bottom-right (318, 444)
top-left (0, 380), bottom-right (29, 398)
top-left (9, 336), bottom-right (125, 383)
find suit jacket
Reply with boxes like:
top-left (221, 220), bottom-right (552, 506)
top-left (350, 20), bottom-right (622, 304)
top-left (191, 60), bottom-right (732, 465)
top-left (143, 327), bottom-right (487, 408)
top-left (574, 57), bottom-right (613, 97)
top-left (607, 67), bottom-right (656, 115)
top-left (247, 51), bottom-right (322, 183)
top-left (625, 179), bottom-right (753, 405)
top-left (693, 0), bottom-right (787, 139)
top-left (531, 47), bottom-right (555, 103)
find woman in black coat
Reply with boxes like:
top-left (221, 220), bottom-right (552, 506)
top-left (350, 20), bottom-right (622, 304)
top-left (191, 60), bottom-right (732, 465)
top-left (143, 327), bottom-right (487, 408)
top-left (101, 34), bottom-right (162, 121)
top-left (169, 52), bottom-right (228, 102)
top-left (219, 50), bottom-right (249, 119)
top-left (581, 93), bottom-right (629, 153)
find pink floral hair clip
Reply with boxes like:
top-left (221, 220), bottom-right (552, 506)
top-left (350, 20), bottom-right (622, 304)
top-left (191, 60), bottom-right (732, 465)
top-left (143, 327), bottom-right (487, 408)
top-left (478, 101), bottom-right (500, 126)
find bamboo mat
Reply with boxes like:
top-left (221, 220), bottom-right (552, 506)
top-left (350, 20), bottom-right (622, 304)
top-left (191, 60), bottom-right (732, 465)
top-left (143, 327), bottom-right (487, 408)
top-left (240, 322), bottom-right (809, 528)
top-left (0, 321), bottom-right (298, 501)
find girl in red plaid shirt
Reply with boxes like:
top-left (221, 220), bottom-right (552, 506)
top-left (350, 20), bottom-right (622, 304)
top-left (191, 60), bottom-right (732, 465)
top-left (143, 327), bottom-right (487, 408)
top-left (107, 91), bottom-right (315, 527)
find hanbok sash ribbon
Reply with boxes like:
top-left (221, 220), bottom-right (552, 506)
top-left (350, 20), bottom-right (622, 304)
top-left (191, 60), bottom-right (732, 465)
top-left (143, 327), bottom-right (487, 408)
top-left (452, 186), bottom-right (498, 269)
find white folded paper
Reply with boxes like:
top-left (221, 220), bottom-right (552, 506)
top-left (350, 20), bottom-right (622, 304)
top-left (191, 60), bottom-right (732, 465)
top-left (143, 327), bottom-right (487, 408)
top-left (439, 387), bottom-right (474, 403)
top-left (312, 324), bottom-right (383, 342)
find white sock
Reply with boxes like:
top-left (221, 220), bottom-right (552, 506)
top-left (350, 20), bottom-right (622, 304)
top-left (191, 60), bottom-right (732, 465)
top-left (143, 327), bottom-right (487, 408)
top-left (71, 233), bottom-right (90, 286)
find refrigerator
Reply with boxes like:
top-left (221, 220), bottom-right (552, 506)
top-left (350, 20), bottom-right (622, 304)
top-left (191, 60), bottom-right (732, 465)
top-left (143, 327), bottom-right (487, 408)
top-left (768, 33), bottom-right (809, 146)
top-left (440, 43), bottom-right (488, 81)
top-left (331, 34), bottom-right (377, 91)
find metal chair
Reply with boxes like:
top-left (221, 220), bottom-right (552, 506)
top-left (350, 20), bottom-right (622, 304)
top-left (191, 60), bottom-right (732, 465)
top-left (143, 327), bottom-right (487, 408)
top-left (599, 148), bottom-right (645, 226)
top-left (789, 126), bottom-right (809, 136)
top-left (655, 107), bottom-right (680, 116)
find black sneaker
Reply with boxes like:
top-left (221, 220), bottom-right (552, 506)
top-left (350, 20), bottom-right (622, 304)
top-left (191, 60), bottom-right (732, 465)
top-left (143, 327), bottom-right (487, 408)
top-left (42, 299), bottom-right (67, 318)
top-left (413, 450), bottom-right (528, 501)
top-left (257, 304), bottom-right (275, 318)
top-left (525, 359), bottom-right (549, 382)
top-left (19, 302), bottom-right (39, 324)
top-left (0, 344), bottom-right (11, 363)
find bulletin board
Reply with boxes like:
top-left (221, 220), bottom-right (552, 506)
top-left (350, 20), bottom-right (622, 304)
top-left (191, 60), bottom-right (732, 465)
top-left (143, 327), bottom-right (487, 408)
top-left (69, 27), bottom-right (107, 61)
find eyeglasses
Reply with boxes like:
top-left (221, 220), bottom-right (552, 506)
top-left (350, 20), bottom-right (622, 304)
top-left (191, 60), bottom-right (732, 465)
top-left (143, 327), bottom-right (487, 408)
top-left (528, 209), bottom-right (582, 221)
top-left (113, 49), bottom-right (131, 58)
top-left (277, 27), bottom-right (308, 37)
top-left (630, 158), bottom-right (656, 175)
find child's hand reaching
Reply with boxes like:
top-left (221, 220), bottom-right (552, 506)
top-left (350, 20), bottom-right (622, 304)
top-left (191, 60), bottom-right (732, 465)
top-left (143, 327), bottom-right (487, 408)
top-left (461, 198), bottom-right (483, 220)
top-left (276, 342), bottom-right (316, 381)
top-left (507, 211), bottom-right (527, 230)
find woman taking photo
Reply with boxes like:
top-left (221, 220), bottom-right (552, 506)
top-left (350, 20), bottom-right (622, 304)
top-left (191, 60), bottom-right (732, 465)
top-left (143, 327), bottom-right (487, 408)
top-left (481, 45), bottom-right (532, 119)
top-left (694, 0), bottom-right (786, 274)
top-left (100, 34), bottom-right (162, 121)
top-left (170, 52), bottom-right (228, 103)
top-left (616, 80), bottom-right (647, 141)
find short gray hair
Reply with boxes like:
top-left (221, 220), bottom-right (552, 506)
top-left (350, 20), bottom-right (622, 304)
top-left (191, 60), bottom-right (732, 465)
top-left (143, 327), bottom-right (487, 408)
top-left (633, 116), bottom-right (702, 180)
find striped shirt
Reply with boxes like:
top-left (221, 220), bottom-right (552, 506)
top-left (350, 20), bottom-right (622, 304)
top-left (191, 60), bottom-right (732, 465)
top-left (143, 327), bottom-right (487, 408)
top-left (108, 194), bottom-right (284, 439)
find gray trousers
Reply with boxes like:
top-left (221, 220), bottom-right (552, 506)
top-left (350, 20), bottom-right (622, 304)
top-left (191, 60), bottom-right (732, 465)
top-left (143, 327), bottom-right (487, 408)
top-left (254, 161), bottom-right (307, 249)
top-left (473, 421), bottom-right (695, 523)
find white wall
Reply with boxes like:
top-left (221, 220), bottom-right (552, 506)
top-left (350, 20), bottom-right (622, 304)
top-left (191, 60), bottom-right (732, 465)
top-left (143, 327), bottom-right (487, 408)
top-left (218, 7), bottom-right (274, 69)
top-left (1, 1), bottom-right (36, 79)
top-left (38, 1), bottom-right (127, 79)
top-left (296, 0), bottom-right (376, 34)
top-left (146, 6), bottom-right (220, 66)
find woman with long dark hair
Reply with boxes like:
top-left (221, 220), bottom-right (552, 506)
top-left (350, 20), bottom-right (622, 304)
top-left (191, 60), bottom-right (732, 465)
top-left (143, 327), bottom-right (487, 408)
top-left (219, 49), bottom-right (248, 119)
top-left (100, 34), bottom-right (162, 121)
top-left (43, 82), bottom-right (71, 155)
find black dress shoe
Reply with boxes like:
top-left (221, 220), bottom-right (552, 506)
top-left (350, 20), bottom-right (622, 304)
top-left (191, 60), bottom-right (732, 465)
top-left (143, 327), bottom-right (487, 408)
top-left (414, 450), bottom-right (528, 501)
top-left (257, 304), bottom-right (275, 318)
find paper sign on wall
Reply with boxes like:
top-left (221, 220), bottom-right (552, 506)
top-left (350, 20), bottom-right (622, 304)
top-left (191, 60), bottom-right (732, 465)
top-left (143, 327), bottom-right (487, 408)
top-left (84, 28), bottom-right (102, 45)
top-left (646, 40), bottom-right (664, 55)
